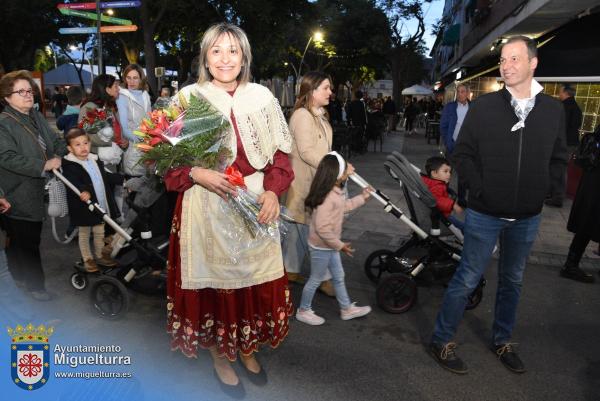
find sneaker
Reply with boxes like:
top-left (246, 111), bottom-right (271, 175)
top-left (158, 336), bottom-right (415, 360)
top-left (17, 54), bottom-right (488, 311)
top-left (296, 309), bottom-right (325, 326)
top-left (429, 342), bottom-right (468, 374)
top-left (492, 343), bottom-right (525, 373)
top-left (559, 266), bottom-right (595, 283)
top-left (287, 272), bottom-right (306, 284)
top-left (29, 290), bottom-right (52, 302)
top-left (95, 256), bottom-right (118, 267)
top-left (83, 259), bottom-right (99, 273)
top-left (340, 303), bottom-right (371, 320)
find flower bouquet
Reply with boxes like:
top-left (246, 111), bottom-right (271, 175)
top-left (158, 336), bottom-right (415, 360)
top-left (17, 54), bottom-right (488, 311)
top-left (78, 108), bottom-right (123, 165)
top-left (223, 166), bottom-right (281, 238)
top-left (79, 108), bottom-right (113, 140)
top-left (134, 94), bottom-right (231, 176)
top-left (134, 94), bottom-right (289, 253)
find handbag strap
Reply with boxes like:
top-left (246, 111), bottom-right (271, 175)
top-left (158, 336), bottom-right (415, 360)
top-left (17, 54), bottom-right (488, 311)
top-left (1, 111), bottom-right (48, 161)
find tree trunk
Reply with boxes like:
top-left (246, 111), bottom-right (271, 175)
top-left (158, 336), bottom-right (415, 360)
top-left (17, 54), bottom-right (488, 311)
top-left (141, 0), bottom-right (156, 96)
top-left (140, 0), bottom-right (168, 97)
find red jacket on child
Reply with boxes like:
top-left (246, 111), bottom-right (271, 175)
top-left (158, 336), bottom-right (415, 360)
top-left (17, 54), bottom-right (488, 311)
top-left (421, 175), bottom-right (455, 217)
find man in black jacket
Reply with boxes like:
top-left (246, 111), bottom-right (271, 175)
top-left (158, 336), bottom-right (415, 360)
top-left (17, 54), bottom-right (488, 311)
top-left (429, 36), bottom-right (567, 375)
top-left (545, 85), bottom-right (583, 207)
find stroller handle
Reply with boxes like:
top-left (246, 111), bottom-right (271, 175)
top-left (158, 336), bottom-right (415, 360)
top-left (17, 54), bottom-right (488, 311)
top-left (52, 169), bottom-right (133, 243)
top-left (349, 173), bottom-right (428, 239)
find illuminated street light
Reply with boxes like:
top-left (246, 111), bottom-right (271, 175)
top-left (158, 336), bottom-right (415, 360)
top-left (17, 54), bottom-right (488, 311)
top-left (292, 31), bottom-right (325, 93)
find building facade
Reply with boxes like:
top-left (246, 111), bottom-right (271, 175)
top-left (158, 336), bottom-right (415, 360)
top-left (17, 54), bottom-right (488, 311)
top-left (431, 0), bottom-right (600, 133)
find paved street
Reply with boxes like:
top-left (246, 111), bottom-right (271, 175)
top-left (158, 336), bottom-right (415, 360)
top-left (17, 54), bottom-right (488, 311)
top-left (4, 127), bottom-right (599, 401)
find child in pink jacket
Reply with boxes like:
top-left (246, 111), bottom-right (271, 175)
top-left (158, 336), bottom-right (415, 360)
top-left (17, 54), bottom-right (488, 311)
top-left (296, 151), bottom-right (372, 326)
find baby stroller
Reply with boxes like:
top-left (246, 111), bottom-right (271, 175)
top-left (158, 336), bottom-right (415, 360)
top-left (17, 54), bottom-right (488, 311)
top-left (53, 169), bottom-right (169, 319)
top-left (351, 151), bottom-right (485, 313)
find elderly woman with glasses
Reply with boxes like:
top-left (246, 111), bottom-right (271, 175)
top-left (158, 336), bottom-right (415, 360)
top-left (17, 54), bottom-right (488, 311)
top-left (0, 70), bottom-right (66, 301)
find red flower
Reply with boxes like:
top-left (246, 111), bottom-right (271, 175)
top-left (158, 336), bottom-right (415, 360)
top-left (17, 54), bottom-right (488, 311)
top-left (225, 166), bottom-right (245, 188)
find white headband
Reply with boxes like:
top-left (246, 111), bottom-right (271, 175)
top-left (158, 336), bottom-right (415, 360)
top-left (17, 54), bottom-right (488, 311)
top-left (327, 151), bottom-right (346, 179)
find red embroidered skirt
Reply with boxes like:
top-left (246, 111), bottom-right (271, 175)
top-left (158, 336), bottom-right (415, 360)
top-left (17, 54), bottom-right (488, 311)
top-left (166, 194), bottom-right (293, 361)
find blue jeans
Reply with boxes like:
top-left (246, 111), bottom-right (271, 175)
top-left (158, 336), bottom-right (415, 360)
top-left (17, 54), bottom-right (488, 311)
top-left (299, 248), bottom-right (351, 310)
top-left (448, 215), bottom-right (465, 232)
top-left (432, 209), bottom-right (541, 345)
top-left (282, 223), bottom-right (332, 280)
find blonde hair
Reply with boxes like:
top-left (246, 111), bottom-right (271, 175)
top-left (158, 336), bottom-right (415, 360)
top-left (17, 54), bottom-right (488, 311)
top-left (198, 23), bottom-right (252, 85)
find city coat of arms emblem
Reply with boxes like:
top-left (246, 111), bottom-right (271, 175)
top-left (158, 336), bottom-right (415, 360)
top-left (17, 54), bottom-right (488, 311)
top-left (8, 323), bottom-right (53, 390)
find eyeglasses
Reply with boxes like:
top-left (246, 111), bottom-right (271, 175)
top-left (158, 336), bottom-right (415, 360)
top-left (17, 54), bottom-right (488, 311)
top-left (11, 89), bottom-right (34, 97)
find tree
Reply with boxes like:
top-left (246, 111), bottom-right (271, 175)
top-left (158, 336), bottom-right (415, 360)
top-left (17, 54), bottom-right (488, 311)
top-left (0, 0), bottom-right (61, 71)
top-left (139, 0), bottom-right (168, 95)
top-left (378, 0), bottom-right (433, 107)
top-left (154, 0), bottom-right (222, 85)
top-left (315, 0), bottom-right (392, 91)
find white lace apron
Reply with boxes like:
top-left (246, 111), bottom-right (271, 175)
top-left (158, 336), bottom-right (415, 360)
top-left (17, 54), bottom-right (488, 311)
top-left (175, 82), bottom-right (290, 289)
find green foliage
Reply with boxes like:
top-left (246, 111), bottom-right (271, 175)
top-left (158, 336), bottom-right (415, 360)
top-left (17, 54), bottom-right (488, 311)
top-left (313, 0), bottom-right (392, 87)
top-left (33, 49), bottom-right (54, 72)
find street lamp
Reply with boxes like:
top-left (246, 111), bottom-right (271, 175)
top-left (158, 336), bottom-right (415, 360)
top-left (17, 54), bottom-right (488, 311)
top-left (283, 62), bottom-right (298, 80)
top-left (290, 31), bottom-right (324, 94)
top-left (298, 31), bottom-right (324, 80)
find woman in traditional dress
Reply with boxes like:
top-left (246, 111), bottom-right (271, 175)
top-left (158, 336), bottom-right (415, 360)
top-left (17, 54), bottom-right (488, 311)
top-left (163, 23), bottom-right (294, 395)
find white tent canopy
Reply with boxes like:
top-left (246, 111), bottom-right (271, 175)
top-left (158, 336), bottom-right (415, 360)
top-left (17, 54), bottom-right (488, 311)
top-left (401, 84), bottom-right (433, 96)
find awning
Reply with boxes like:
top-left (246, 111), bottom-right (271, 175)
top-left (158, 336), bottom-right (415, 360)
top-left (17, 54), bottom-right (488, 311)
top-left (401, 84), bottom-right (433, 96)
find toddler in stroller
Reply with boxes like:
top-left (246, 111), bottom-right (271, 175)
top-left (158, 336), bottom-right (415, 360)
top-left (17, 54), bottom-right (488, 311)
top-left (357, 151), bottom-right (484, 313)
top-left (55, 164), bottom-right (170, 319)
top-left (421, 156), bottom-right (464, 231)
top-left (61, 128), bottom-right (122, 273)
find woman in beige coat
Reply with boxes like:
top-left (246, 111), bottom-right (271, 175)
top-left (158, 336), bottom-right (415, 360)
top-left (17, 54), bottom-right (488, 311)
top-left (283, 71), bottom-right (337, 295)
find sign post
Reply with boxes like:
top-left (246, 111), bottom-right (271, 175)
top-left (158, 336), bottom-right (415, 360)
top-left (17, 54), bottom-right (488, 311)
top-left (96, 0), bottom-right (103, 74)
top-left (58, 8), bottom-right (132, 24)
top-left (58, 1), bottom-right (141, 10)
top-left (58, 0), bottom-right (141, 75)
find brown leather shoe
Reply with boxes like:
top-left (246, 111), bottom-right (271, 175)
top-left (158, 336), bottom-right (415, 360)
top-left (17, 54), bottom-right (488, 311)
top-left (318, 280), bottom-right (336, 297)
top-left (287, 272), bottom-right (306, 284)
top-left (83, 259), bottom-right (100, 273)
top-left (96, 256), bottom-right (118, 267)
top-left (101, 244), bottom-right (113, 259)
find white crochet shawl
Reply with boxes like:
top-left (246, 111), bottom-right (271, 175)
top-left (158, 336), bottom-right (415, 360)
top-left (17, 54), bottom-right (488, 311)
top-left (176, 81), bottom-right (292, 169)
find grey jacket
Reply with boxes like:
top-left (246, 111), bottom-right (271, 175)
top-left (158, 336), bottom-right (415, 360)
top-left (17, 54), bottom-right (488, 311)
top-left (0, 105), bottom-right (66, 221)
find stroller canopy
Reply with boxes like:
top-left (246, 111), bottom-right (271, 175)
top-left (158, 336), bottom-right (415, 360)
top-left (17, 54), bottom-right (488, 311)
top-left (385, 151), bottom-right (437, 209)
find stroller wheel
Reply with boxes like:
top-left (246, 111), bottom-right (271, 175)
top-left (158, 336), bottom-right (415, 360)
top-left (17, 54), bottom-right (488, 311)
top-left (90, 277), bottom-right (129, 319)
top-left (376, 273), bottom-right (417, 314)
top-left (364, 249), bottom-right (394, 283)
top-left (70, 273), bottom-right (88, 291)
top-left (465, 278), bottom-right (486, 311)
